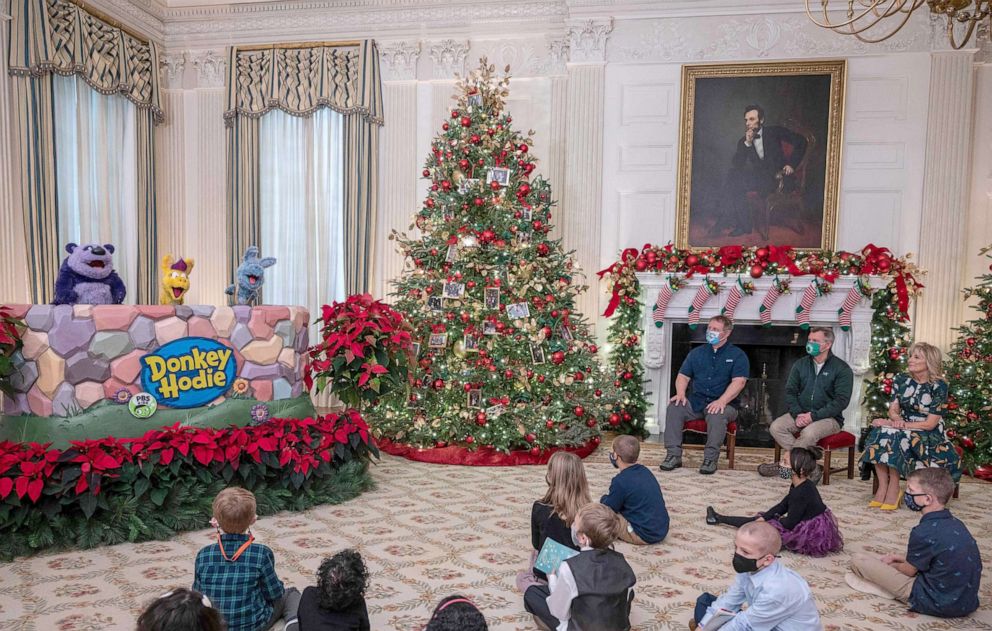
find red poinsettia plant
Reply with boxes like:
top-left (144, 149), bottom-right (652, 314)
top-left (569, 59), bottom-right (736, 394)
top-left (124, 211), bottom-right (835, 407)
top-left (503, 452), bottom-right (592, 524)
top-left (0, 306), bottom-right (25, 398)
top-left (306, 294), bottom-right (414, 411)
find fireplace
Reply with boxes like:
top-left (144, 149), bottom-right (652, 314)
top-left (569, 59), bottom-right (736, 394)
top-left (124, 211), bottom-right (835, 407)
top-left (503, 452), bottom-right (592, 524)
top-left (634, 273), bottom-right (880, 437)
top-left (670, 324), bottom-right (808, 448)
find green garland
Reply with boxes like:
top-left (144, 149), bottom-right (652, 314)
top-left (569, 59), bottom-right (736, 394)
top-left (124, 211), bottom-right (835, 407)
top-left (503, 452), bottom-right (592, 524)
top-left (599, 243), bottom-right (921, 432)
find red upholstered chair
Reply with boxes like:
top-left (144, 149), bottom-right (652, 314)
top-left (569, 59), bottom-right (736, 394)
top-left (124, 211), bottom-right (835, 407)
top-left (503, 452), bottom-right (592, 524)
top-left (774, 430), bottom-right (856, 485)
top-left (683, 419), bottom-right (737, 469)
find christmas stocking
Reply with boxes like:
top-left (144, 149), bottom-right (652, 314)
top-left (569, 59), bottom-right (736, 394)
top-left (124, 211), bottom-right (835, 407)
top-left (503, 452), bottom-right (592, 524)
top-left (721, 278), bottom-right (754, 321)
top-left (652, 278), bottom-right (681, 328)
top-left (796, 280), bottom-right (824, 330)
top-left (759, 278), bottom-right (788, 327)
top-left (688, 280), bottom-right (719, 329)
top-left (838, 278), bottom-right (870, 331)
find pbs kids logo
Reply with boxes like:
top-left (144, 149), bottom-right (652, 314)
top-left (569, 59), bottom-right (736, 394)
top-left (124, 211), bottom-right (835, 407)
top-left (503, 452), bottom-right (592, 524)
top-left (128, 392), bottom-right (158, 419)
top-left (140, 337), bottom-right (238, 409)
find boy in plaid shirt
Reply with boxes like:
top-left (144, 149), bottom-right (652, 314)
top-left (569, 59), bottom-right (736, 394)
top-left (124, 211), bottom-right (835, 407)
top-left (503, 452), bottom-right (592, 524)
top-left (193, 487), bottom-right (299, 631)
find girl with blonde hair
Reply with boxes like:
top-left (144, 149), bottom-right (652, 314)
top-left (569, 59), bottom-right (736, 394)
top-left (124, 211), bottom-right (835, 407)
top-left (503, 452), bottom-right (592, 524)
top-left (861, 342), bottom-right (962, 510)
top-left (516, 452), bottom-right (591, 592)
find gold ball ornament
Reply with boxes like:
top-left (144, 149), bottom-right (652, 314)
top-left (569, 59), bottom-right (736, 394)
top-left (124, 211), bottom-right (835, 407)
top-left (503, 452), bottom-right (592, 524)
top-left (453, 340), bottom-right (468, 358)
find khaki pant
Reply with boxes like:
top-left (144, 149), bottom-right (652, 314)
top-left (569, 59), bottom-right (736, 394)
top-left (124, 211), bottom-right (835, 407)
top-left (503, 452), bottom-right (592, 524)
top-left (615, 513), bottom-right (648, 545)
top-left (769, 413), bottom-right (840, 455)
top-left (850, 552), bottom-right (915, 602)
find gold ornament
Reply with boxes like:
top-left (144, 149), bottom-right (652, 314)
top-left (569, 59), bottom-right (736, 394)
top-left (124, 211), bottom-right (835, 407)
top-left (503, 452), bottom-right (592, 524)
top-left (452, 169), bottom-right (466, 183)
top-left (453, 340), bottom-right (468, 358)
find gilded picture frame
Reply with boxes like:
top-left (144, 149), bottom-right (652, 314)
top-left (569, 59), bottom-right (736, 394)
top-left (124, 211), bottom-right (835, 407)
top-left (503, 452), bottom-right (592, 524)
top-left (675, 60), bottom-right (846, 250)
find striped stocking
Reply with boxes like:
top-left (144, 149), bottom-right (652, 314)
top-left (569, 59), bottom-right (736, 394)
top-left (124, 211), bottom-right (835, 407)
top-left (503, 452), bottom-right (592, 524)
top-left (839, 278), bottom-right (869, 331)
top-left (688, 281), bottom-right (719, 329)
top-left (759, 279), bottom-right (786, 327)
top-left (796, 280), bottom-right (822, 330)
top-left (652, 281), bottom-right (678, 328)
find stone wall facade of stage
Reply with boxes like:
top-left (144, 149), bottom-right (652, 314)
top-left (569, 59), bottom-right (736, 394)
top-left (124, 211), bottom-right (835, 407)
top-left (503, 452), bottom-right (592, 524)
top-left (2, 304), bottom-right (310, 417)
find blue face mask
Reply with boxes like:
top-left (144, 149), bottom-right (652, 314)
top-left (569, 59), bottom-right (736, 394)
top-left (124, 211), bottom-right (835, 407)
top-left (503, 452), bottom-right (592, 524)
top-left (705, 330), bottom-right (721, 346)
top-left (805, 341), bottom-right (821, 356)
top-left (609, 452), bottom-right (619, 469)
top-left (904, 492), bottom-right (928, 512)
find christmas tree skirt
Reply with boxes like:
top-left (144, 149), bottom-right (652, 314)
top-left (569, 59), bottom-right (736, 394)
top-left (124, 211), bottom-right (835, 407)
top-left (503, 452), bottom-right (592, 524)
top-left (376, 437), bottom-right (598, 466)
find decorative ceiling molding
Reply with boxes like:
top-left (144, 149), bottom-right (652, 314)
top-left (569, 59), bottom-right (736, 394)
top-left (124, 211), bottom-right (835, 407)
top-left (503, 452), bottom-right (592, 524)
top-left (610, 12), bottom-right (935, 63)
top-left (428, 39), bottom-right (469, 80)
top-left (567, 17), bottom-right (613, 64)
top-left (379, 41), bottom-right (421, 81)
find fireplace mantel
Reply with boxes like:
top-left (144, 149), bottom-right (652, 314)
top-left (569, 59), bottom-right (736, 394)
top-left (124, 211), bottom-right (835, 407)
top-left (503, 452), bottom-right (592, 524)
top-left (635, 273), bottom-right (885, 436)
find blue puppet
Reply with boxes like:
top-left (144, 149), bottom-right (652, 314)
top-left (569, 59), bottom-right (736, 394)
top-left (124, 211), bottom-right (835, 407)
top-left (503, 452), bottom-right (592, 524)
top-left (53, 243), bottom-right (127, 305)
top-left (225, 245), bottom-right (276, 306)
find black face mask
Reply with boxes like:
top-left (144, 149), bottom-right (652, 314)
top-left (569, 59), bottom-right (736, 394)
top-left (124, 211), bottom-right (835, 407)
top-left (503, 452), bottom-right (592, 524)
top-left (609, 452), bottom-right (619, 469)
top-left (732, 552), bottom-right (761, 574)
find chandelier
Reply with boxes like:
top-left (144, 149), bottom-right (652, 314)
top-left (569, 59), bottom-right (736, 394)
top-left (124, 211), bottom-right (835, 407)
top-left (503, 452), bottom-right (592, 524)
top-left (806, 1), bottom-right (990, 49)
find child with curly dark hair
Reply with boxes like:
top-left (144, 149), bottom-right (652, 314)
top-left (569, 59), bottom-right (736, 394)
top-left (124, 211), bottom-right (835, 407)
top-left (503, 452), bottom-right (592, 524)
top-left (288, 549), bottom-right (371, 631)
top-left (424, 595), bottom-right (488, 631)
top-left (137, 588), bottom-right (226, 631)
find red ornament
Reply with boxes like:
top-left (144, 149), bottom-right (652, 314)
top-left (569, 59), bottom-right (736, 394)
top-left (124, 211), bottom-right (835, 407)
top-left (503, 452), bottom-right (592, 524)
top-left (518, 183), bottom-right (531, 197)
top-left (422, 169), bottom-right (430, 177)
top-left (442, 123), bottom-right (449, 131)
top-left (441, 180), bottom-right (452, 191)
top-left (465, 435), bottom-right (474, 444)
top-left (532, 220), bottom-right (544, 231)
top-left (973, 464), bottom-right (992, 481)
top-left (435, 440), bottom-right (447, 448)
top-left (504, 369), bottom-right (515, 380)
top-left (551, 351), bottom-right (566, 365)
top-left (530, 446), bottom-right (541, 456)
top-left (537, 243), bottom-right (550, 256)
top-left (538, 375), bottom-right (546, 383)
top-left (474, 197), bottom-right (484, 207)
top-left (967, 337), bottom-right (976, 346)
top-left (586, 418), bottom-right (597, 428)
top-left (476, 412), bottom-right (487, 425)
top-left (460, 116), bottom-right (471, 127)
top-left (946, 428), bottom-right (957, 439)
top-left (750, 264), bottom-right (763, 279)
top-left (574, 406), bottom-right (585, 417)
top-left (432, 379), bottom-right (445, 390)
top-left (470, 134), bottom-right (481, 144)
top-left (546, 419), bottom-right (555, 429)
top-left (490, 180), bottom-right (501, 190)
top-left (592, 436), bottom-right (601, 446)
top-left (756, 247), bottom-right (769, 260)
top-left (962, 436), bottom-right (976, 449)
top-left (459, 159), bottom-right (470, 170)
top-left (451, 110), bottom-right (460, 119)
top-left (686, 254), bottom-right (699, 267)
top-left (525, 433), bottom-right (536, 443)
top-left (425, 198), bottom-right (435, 208)
top-left (623, 371), bottom-right (634, 380)
top-left (609, 413), bottom-right (621, 426)
top-left (594, 389), bottom-right (602, 397)
top-left (635, 260), bottom-right (647, 271)
top-left (519, 143), bottom-right (529, 153)
top-left (574, 371), bottom-right (584, 382)
top-left (589, 345), bottom-right (598, 354)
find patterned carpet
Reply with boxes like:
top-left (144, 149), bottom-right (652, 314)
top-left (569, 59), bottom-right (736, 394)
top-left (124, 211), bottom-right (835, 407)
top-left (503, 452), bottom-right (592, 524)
top-left (1, 443), bottom-right (991, 630)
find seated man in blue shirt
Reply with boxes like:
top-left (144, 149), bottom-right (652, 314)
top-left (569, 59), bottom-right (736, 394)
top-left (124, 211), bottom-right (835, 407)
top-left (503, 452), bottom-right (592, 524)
top-left (600, 435), bottom-right (669, 545)
top-left (691, 521), bottom-right (821, 630)
top-left (846, 467), bottom-right (982, 618)
top-left (660, 315), bottom-right (750, 475)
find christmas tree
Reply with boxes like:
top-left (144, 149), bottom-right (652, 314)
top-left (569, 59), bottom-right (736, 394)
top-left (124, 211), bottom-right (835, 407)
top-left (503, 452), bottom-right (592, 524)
top-left (371, 60), bottom-right (612, 453)
top-left (944, 244), bottom-right (992, 472)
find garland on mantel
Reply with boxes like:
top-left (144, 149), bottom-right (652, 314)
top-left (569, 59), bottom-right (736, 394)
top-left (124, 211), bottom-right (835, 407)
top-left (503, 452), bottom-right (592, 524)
top-left (597, 243), bottom-right (924, 437)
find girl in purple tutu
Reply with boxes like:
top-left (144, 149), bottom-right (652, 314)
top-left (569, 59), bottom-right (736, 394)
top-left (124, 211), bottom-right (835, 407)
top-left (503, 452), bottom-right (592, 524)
top-left (705, 447), bottom-right (843, 557)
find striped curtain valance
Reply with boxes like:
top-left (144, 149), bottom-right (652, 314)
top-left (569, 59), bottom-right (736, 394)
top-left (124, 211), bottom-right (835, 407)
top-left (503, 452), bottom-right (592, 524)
top-left (224, 41), bottom-right (383, 127)
top-left (7, 0), bottom-right (164, 125)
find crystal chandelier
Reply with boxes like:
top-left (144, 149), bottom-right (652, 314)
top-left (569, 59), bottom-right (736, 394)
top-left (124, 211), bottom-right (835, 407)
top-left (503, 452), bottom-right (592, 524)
top-left (806, 1), bottom-right (991, 49)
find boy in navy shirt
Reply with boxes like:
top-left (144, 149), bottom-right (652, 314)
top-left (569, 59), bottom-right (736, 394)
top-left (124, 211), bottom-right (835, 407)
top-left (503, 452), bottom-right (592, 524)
top-left (600, 435), bottom-right (669, 545)
top-left (847, 468), bottom-right (981, 618)
top-left (660, 315), bottom-right (749, 475)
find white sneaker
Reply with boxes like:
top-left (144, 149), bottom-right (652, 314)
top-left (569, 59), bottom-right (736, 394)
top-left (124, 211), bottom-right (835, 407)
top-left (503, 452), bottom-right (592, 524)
top-left (844, 571), bottom-right (895, 599)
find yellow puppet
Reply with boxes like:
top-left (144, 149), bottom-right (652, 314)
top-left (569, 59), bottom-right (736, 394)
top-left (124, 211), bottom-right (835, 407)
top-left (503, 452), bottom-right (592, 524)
top-left (159, 255), bottom-right (195, 305)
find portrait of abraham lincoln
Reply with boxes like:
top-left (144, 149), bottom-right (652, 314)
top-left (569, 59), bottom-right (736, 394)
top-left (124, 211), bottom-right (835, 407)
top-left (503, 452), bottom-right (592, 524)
top-left (676, 61), bottom-right (846, 250)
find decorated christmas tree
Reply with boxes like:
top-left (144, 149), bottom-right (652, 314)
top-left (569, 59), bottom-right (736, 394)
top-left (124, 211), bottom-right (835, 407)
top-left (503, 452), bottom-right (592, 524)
top-left (944, 244), bottom-right (992, 474)
top-left (371, 61), bottom-right (613, 453)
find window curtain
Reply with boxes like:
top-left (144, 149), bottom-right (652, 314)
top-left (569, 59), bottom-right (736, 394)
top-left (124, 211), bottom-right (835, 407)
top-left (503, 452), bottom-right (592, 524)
top-left (225, 40), bottom-right (382, 297)
top-left (53, 74), bottom-right (138, 300)
top-left (260, 108), bottom-right (346, 331)
top-left (7, 0), bottom-right (162, 303)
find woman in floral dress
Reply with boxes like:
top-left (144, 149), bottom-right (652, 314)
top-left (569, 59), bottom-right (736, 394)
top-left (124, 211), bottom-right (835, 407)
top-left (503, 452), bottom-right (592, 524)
top-left (861, 342), bottom-right (961, 510)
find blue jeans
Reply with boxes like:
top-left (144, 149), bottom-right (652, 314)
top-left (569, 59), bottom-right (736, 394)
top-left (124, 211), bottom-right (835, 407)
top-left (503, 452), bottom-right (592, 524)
top-left (695, 592), bottom-right (718, 624)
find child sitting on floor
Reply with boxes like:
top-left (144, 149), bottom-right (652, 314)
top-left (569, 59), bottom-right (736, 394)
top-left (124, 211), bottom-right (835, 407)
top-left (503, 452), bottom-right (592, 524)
top-left (424, 594), bottom-right (488, 631)
top-left (706, 446), bottom-right (843, 557)
top-left (524, 503), bottom-right (636, 631)
top-left (137, 589), bottom-right (225, 631)
top-left (600, 435), bottom-right (669, 545)
top-left (517, 451), bottom-right (591, 592)
top-left (691, 521), bottom-right (821, 630)
top-left (846, 467), bottom-right (982, 618)
top-left (287, 549), bottom-right (370, 630)
top-left (193, 487), bottom-right (299, 631)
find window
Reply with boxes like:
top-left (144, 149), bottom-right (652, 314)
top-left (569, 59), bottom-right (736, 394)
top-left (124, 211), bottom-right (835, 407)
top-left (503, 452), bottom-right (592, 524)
top-left (53, 75), bottom-right (138, 301)
top-left (260, 108), bottom-right (346, 322)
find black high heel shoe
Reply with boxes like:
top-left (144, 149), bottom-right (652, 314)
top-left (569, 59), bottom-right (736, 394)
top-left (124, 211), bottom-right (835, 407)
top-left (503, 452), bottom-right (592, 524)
top-left (705, 506), bottom-right (719, 526)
